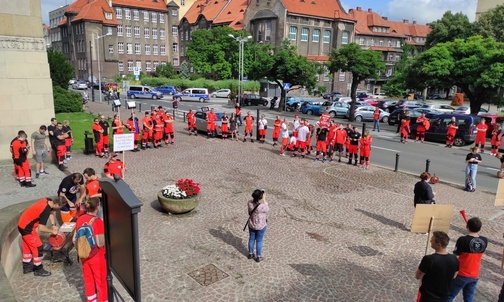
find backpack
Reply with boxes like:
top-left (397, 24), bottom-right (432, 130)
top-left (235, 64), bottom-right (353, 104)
top-left (75, 217), bottom-right (98, 259)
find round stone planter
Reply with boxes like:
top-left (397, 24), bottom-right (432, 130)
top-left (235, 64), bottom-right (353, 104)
top-left (157, 191), bottom-right (200, 214)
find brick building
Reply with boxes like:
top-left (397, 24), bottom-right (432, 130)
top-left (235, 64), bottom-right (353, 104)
top-left (58, 0), bottom-right (180, 80)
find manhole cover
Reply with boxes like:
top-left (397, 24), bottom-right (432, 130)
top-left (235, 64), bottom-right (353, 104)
top-left (188, 264), bottom-right (229, 286)
top-left (348, 246), bottom-right (382, 257)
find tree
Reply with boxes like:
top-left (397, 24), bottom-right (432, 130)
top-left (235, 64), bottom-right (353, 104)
top-left (154, 63), bottom-right (176, 78)
top-left (327, 43), bottom-right (385, 121)
top-left (47, 48), bottom-right (74, 89)
top-left (474, 5), bottom-right (504, 42)
top-left (425, 11), bottom-right (474, 48)
top-left (179, 60), bottom-right (190, 79)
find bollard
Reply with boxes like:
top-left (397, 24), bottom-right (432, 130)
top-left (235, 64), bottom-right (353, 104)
top-left (425, 159), bottom-right (430, 173)
top-left (138, 102), bottom-right (141, 112)
top-left (256, 109), bottom-right (260, 141)
top-left (394, 153), bottom-right (400, 172)
top-left (173, 109), bottom-right (176, 120)
top-left (183, 111), bottom-right (186, 122)
top-left (362, 122), bottom-right (366, 135)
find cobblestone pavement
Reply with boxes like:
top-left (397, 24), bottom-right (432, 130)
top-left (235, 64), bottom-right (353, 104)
top-left (7, 101), bottom-right (504, 301)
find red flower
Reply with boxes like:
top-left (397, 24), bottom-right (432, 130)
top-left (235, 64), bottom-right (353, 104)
top-left (175, 178), bottom-right (200, 198)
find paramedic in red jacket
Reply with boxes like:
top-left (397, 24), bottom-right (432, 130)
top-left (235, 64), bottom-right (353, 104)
top-left (272, 116), bottom-right (282, 146)
top-left (18, 197), bottom-right (62, 276)
top-left (74, 197), bottom-right (108, 302)
top-left (206, 108), bottom-right (217, 138)
top-left (11, 131), bottom-right (36, 187)
top-left (142, 111), bottom-right (153, 149)
top-left (187, 109), bottom-right (197, 135)
top-left (475, 119), bottom-right (488, 153)
top-left (445, 117), bottom-right (458, 148)
top-left (359, 130), bottom-right (373, 169)
top-left (415, 113), bottom-right (428, 143)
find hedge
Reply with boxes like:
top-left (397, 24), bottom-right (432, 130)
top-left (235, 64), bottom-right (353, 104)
top-left (53, 86), bottom-right (83, 113)
top-left (140, 77), bottom-right (260, 93)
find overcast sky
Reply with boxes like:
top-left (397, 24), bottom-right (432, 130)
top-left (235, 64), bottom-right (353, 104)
top-left (41, 0), bottom-right (478, 25)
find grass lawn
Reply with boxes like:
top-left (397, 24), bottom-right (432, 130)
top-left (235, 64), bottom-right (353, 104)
top-left (56, 112), bottom-right (113, 151)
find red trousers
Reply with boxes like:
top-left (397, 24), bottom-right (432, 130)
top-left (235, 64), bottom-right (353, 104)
top-left (16, 160), bottom-right (32, 182)
top-left (475, 134), bottom-right (486, 146)
top-left (21, 230), bottom-right (43, 267)
top-left (348, 144), bottom-right (358, 154)
top-left (82, 251), bottom-right (108, 302)
top-left (57, 145), bottom-right (66, 164)
top-left (273, 128), bottom-right (280, 140)
top-left (95, 136), bottom-right (104, 156)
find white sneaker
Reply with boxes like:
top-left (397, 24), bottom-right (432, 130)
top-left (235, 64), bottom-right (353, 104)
top-left (280, 153), bottom-right (285, 156)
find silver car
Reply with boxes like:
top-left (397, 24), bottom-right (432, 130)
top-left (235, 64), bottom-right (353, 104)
top-left (420, 103), bottom-right (455, 113)
top-left (211, 89), bottom-right (230, 98)
top-left (194, 109), bottom-right (224, 136)
top-left (353, 106), bottom-right (390, 123)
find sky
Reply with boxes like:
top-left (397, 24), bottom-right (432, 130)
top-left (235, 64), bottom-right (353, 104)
top-left (40, 0), bottom-right (478, 25)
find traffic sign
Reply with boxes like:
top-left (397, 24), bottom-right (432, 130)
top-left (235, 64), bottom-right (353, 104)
top-left (283, 83), bottom-right (291, 91)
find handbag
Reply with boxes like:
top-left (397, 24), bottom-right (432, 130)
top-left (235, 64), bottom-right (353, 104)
top-left (243, 202), bottom-right (261, 231)
top-left (264, 125), bottom-right (268, 130)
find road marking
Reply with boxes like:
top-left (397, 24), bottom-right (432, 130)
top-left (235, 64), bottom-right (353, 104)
top-left (373, 146), bottom-right (401, 153)
top-left (486, 167), bottom-right (499, 171)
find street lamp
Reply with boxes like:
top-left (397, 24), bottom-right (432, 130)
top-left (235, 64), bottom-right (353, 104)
top-left (95, 32), bottom-right (112, 102)
top-left (229, 34), bottom-right (252, 105)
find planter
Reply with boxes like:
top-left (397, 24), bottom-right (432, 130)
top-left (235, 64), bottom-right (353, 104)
top-left (157, 191), bottom-right (200, 214)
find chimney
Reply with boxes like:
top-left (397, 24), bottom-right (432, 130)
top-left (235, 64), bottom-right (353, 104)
top-left (356, 6), bottom-right (361, 11)
top-left (403, 19), bottom-right (408, 23)
top-left (107, 0), bottom-right (112, 7)
top-left (413, 21), bottom-right (417, 24)
top-left (382, 17), bottom-right (387, 20)
top-left (367, 8), bottom-right (372, 12)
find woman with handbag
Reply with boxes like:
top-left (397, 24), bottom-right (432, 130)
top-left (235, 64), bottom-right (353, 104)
top-left (413, 172), bottom-right (436, 207)
top-left (246, 189), bottom-right (269, 262)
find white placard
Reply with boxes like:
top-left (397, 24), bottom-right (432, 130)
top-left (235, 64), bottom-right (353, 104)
top-left (113, 134), bottom-right (135, 152)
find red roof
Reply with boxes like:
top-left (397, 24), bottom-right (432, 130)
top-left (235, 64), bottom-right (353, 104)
top-left (304, 55), bottom-right (329, 61)
top-left (58, 16), bottom-right (67, 26)
top-left (280, 0), bottom-right (354, 21)
top-left (71, 0), bottom-right (117, 25)
top-left (213, 0), bottom-right (247, 30)
top-left (113, 0), bottom-right (168, 11)
top-left (43, 24), bottom-right (51, 33)
top-left (183, 0), bottom-right (229, 24)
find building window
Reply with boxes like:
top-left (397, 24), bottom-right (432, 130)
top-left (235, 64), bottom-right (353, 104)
top-left (388, 40), bottom-right (392, 47)
top-left (339, 71), bottom-right (345, 82)
top-left (133, 9), bottom-right (139, 21)
top-left (371, 38), bottom-right (375, 46)
top-left (172, 26), bottom-right (178, 36)
top-left (289, 27), bottom-right (297, 41)
top-left (134, 26), bottom-right (140, 38)
top-left (109, 45), bottom-right (114, 54)
top-left (172, 9), bottom-right (178, 16)
top-left (125, 8), bottom-right (131, 20)
top-left (323, 67), bottom-right (329, 81)
top-left (359, 37), bottom-right (364, 45)
top-left (151, 12), bottom-right (157, 23)
top-left (126, 26), bottom-right (132, 38)
top-left (144, 27), bottom-right (150, 38)
top-left (159, 14), bottom-right (164, 24)
top-left (301, 28), bottom-right (308, 42)
top-left (396, 40), bottom-right (401, 47)
top-left (379, 40), bottom-right (384, 46)
top-left (145, 44), bottom-right (151, 55)
top-left (146, 61), bottom-right (152, 72)
top-left (160, 45), bottom-right (166, 55)
top-left (127, 60), bottom-right (133, 71)
top-left (173, 58), bottom-right (179, 67)
top-left (136, 61), bottom-right (142, 69)
top-left (116, 7), bottom-right (122, 19)
top-left (386, 68), bottom-right (392, 77)
top-left (152, 28), bottom-right (158, 40)
top-left (312, 29), bottom-right (320, 42)
top-left (118, 42), bottom-right (124, 54)
top-left (395, 54), bottom-right (401, 61)
top-left (185, 30), bottom-right (188, 41)
top-left (160, 29), bottom-right (165, 40)
top-left (153, 44), bottom-right (158, 55)
top-left (107, 27), bottom-right (113, 35)
top-left (127, 43), bottom-right (133, 54)
top-left (323, 30), bottom-right (330, 43)
top-left (118, 61), bottom-right (124, 72)
top-left (118, 25), bottom-right (123, 36)
top-left (173, 43), bottom-right (178, 53)
top-left (181, 46), bottom-right (184, 56)
top-left (341, 31), bottom-right (349, 44)
top-left (144, 11), bottom-right (149, 22)
top-left (389, 54), bottom-right (394, 61)
top-left (135, 43), bottom-right (141, 55)
top-left (181, 0), bottom-right (185, 5)
top-left (154, 61), bottom-right (159, 69)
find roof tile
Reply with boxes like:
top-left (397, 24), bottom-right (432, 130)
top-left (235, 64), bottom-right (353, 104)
top-left (113, 0), bottom-right (168, 11)
top-left (280, 0), bottom-right (354, 21)
top-left (71, 0), bottom-right (118, 25)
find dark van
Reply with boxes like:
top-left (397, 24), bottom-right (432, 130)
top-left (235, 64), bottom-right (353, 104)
top-left (410, 114), bottom-right (479, 146)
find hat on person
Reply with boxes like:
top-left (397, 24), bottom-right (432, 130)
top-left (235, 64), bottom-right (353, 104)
top-left (251, 189), bottom-right (264, 200)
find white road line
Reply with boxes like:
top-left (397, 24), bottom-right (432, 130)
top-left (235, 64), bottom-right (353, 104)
top-left (373, 146), bottom-right (401, 153)
top-left (486, 167), bottom-right (499, 171)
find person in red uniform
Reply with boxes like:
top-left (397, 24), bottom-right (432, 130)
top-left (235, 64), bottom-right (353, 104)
top-left (206, 108), bottom-right (217, 138)
top-left (152, 112), bottom-right (163, 148)
top-left (126, 112), bottom-right (140, 152)
top-left (10, 132), bottom-right (22, 182)
top-left (372, 107), bottom-right (381, 132)
top-left (163, 111), bottom-right (175, 144)
top-left (18, 197), bottom-right (62, 276)
top-left (73, 197), bottom-right (108, 302)
top-left (347, 127), bottom-right (361, 165)
top-left (235, 104), bottom-right (243, 126)
top-left (333, 125), bottom-right (347, 163)
top-left (187, 109), bottom-right (197, 135)
top-left (475, 119), bottom-right (488, 153)
top-left (243, 111), bottom-right (255, 143)
top-left (112, 114), bottom-right (124, 136)
top-left (314, 127), bottom-right (328, 163)
top-left (92, 118), bottom-right (104, 157)
top-left (344, 123), bottom-right (352, 158)
top-left (221, 112), bottom-right (229, 140)
top-left (99, 116), bottom-right (110, 155)
top-left (58, 172), bottom-right (86, 223)
top-left (491, 125), bottom-right (502, 156)
top-left (12, 131), bottom-right (36, 187)
top-left (272, 116), bottom-right (282, 146)
top-left (53, 122), bottom-right (69, 171)
top-left (104, 152), bottom-right (125, 179)
top-left (400, 112), bottom-right (411, 144)
top-left (326, 121), bottom-right (337, 159)
top-left (62, 120), bottom-right (73, 160)
top-left (415, 113), bottom-right (428, 143)
top-left (359, 130), bottom-right (373, 170)
top-left (142, 111), bottom-right (153, 149)
top-left (445, 117), bottom-right (458, 148)
top-left (83, 168), bottom-right (102, 198)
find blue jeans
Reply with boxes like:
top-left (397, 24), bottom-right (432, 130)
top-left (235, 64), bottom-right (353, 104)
top-left (373, 119), bottom-right (380, 132)
top-left (248, 226), bottom-right (267, 257)
top-left (447, 275), bottom-right (478, 302)
top-left (465, 164), bottom-right (478, 189)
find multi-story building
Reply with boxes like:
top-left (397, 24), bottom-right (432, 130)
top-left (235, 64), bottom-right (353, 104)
top-left (476, 0), bottom-right (504, 20)
top-left (58, 0), bottom-right (180, 80)
top-left (42, 24), bottom-right (51, 47)
top-left (49, 5), bottom-right (67, 52)
top-left (172, 0), bottom-right (197, 20)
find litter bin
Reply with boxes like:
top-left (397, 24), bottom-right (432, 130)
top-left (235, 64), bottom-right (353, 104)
top-left (84, 131), bottom-right (94, 155)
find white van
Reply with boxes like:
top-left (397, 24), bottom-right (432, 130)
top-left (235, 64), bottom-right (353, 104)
top-left (174, 88), bottom-right (210, 102)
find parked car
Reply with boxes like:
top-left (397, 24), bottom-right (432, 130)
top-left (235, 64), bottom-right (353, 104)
top-left (73, 81), bottom-right (88, 90)
top-left (286, 96), bottom-right (305, 104)
top-left (413, 108), bottom-right (443, 115)
top-left (300, 101), bottom-right (323, 115)
top-left (395, 100), bottom-right (424, 110)
top-left (323, 91), bottom-right (343, 100)
top-left (362, 98), bottom-right (379, 107)
top-left (174, 88), bottom-right (210, 102)
top-left (377, 100), bottom-right (397, 112)
top-left (211, 89), bottom-right (230, 98)
top-left (427, 94), bottom-right (442, 100)
top-left (68, 79), bottom-right (77, 85)
top-left (478, 113), bottom-right (504, 138)
top-left (243, 93), bottom-right (268, 106)
top-left (155, 85), bottom-right (177, 95)
top-left (353, 106), bottom-right (390, 123)
top-left (127, 85), bottom-right (163, 99)
top-left (322, 101), bottom-right (350, 118)
top-left (368, 93), bottom-right (387, 99)
top-left (420, 103), bottom-right (455, 113)
top-left (409, 114), bottom-right (480, 146)
top-left (337, 97), bottom-right (353, 103)
top-left (452, 106), bottom-right (489, 115)
top-left (194, 108), bottom-right (224, 136)
top-left (388, 109), bottom-right (422, 125)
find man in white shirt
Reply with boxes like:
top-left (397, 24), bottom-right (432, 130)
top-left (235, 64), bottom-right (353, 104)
top-left (293, 120), bottom-right (310, 158)
top-left (280, 118), bottom-right (290, 156)
top-left (292, 115), bottom-right (300, 137)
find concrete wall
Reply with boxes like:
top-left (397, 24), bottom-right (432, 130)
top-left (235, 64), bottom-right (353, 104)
top-left (0, 0), bottom-right (55, 160)
top-left (476, 0), bottom-right (504, 20)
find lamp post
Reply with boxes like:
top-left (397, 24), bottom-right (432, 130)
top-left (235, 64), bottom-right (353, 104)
top-left (89, 40), bottom-right (95, 102)
top-left (229, 34), bottom-right (252, 105)
top-left (95, 32), bottom-right (112, 102)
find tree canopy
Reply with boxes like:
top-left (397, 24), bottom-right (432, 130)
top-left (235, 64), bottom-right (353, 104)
top-left (474, 4), bottom-right (504, 42)
top-left (154, 63), bottom-right (176, 78)
top-left (47, 48), bottom-right (74, 89)
top-left (425, 11), bottom-right (474, 48)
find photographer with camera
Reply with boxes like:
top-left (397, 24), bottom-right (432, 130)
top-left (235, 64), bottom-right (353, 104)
top-left (245, 189), bottom-right (269, 263)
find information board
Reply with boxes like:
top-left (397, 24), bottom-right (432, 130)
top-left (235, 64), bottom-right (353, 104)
top-left (113, 134), bottom-right (135, 152)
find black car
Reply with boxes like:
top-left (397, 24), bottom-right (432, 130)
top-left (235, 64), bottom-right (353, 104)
top-left (323, 91), bottom-right (342, 100)
top-left (395, 100), bottom-right (424, 110)
top-left (409, 114), bottom-right (479, 146)
top-left (427, 94), bottom-right (442, 100)
top-left (388, 109), bottom-right (422, 126)
top-left (377, 100), bottom-right (397, 112)
top-left (243, 94), bottom-right (268, 106)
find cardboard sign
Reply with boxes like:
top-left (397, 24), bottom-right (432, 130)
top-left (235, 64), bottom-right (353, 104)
top-left (113, 134), bottom-right (135, 152)
top-left (318, 113), bottom-right (331, 128)
top-left (411, 204), bottom-right (454, 234)
top-left (495, 179), bottom-right (504, 206)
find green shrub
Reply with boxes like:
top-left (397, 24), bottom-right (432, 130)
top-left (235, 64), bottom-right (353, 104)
top-left (53, 86), bottom-right (82, 113)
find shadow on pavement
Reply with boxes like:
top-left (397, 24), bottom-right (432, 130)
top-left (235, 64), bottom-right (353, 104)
top-left (209, 227), bottom-right (248, 257)
top-left (355, 208), bottom-right (408, 232)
